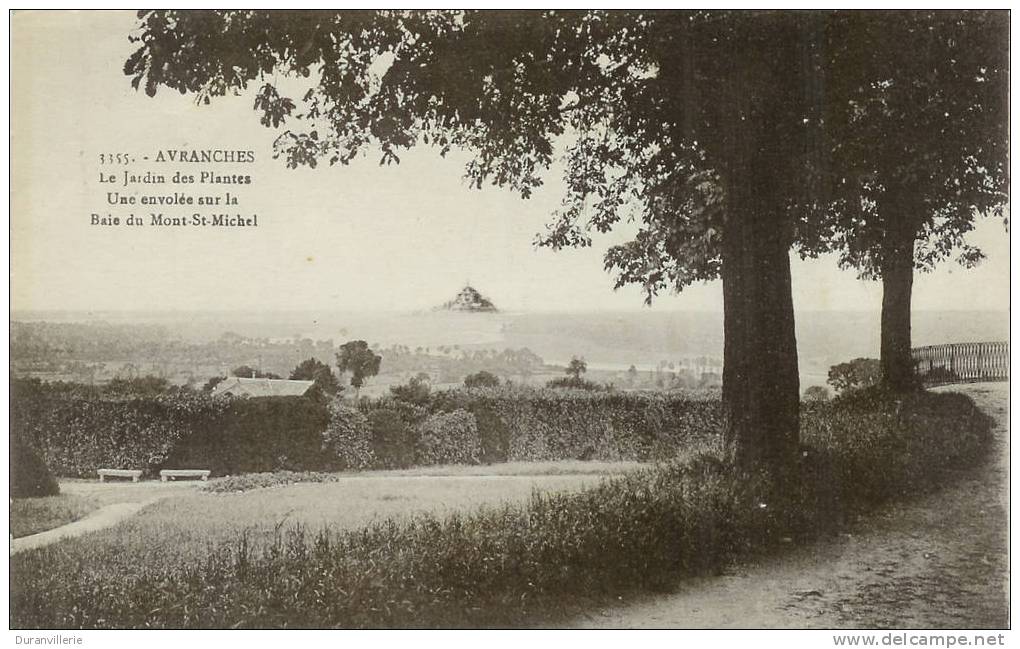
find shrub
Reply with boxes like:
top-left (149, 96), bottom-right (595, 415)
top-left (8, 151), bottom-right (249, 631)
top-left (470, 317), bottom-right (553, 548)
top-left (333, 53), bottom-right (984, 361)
top-left (11, 437), bottom-right (60, 498)
top-left (921, 366), bottom-right (961, 385)
top-left (416, 409), bottom-right (482, 466)
top-left (14, 378), bottom-right (727, 477)
top-left (463, 371), bottom-right (501, 389)
top-left (389, 373), bottom-right (432, 405)
top-left (321, 402), bottom-right (373, 470)
top-left (203, 471), bottom-right (338, 494)
top-left (803, 385), bottom-right (830, 402)
top-left (104, 376), bottom-right (172, 397)
top-left (545, 376), bottom-right (605, 391)
top-left (459, 398), bottom-right (511, 464)
top-left (368, 409), bottom-right (416, 469)
top-left (427, 386), bottom-right (722, 463)
top-left (166, 396), bottom-right (331, 475)
top-left (801, 389), bottom-right (993, 508)
top-left (9, 380), bottom-right (208, 478)
top-left (827, 357), bottom-right (881, 395)
top-left (11, 379), bottom-right (331, 478)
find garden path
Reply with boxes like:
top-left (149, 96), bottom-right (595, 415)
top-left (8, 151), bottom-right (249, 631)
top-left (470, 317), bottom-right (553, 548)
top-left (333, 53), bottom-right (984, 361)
top-left (10, 496), bottom-right (168, 555)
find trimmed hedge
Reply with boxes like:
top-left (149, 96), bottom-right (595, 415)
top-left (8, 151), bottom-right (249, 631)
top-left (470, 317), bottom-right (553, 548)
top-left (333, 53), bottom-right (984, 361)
top-left (10, 380), bottom-right (217, 478)
top-left (12, 379), bottom-right (725, 477)
top-left (10, 379), bottom-right (329, 478)
top-left (321, 402), bottom-right (373, 470)
top-left (8, 388), bottom-right (995, 628)
top-left (418, 387), bottom-right (723, 464)
top-left (416, 409), bottom-right (482, 466)
top-left (167, 396), bottom-right (330, 476)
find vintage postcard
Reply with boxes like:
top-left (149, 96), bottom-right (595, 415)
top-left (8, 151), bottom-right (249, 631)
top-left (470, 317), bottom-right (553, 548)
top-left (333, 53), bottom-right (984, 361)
top-left (8, 9), bottom-right (1011, 639)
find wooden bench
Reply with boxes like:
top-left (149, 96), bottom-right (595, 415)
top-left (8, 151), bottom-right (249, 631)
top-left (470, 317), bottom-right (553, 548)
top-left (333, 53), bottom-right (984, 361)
top-left (98, 469), bottom-right (143, 482)
top-left (159, 469), bottom-right (211, 482)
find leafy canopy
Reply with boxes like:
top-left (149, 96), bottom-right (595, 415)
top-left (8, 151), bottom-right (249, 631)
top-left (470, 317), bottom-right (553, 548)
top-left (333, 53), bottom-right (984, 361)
top-left (290, 357), bottom-right (342, 394)
top-left (798, 11), bottom-right (1009, 278)
top-left (126, 10), bottom-right (844, 303)
top-left (125, 11), bottom-right (1006, 300)
top-left (336, 340), bottom-right (382, 389)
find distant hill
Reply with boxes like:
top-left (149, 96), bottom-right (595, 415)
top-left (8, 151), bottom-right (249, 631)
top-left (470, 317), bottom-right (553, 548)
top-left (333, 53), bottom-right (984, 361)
top-left (437, 285), bottom-right (498, 313)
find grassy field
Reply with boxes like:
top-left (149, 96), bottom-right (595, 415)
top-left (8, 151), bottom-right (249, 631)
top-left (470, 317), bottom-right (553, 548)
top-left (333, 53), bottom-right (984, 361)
top-left (15, 462), bottom-right (641, 567)
top-left (10, 494), bottom-right (100, 538)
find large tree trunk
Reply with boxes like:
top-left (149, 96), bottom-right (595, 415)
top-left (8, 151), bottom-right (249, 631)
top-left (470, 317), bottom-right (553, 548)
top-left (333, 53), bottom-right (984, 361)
top-left (718, 117), bottom-right (801, 471)
top-left (681, 16), bottom-right (810, 472)
top-left (879, 213), bottom-right (918, 393)
top-left (720, 184), bottom-right (801, 471)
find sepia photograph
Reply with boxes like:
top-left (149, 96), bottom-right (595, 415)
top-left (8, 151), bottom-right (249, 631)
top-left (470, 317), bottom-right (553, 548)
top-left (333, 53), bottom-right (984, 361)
top-left (7, 8), bottom-right (1011, 637)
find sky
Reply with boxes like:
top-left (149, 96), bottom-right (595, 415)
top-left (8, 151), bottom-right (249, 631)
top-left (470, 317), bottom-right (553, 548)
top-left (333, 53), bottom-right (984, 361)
top-left (10, 10), bottom-right (1011, 315)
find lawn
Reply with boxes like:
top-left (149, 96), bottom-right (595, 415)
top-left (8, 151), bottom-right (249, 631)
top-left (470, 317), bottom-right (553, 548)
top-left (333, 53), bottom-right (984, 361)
top-left (10, 494), bottom-right (100, 538)
top-left (13, 461), bottom-right (641, 571)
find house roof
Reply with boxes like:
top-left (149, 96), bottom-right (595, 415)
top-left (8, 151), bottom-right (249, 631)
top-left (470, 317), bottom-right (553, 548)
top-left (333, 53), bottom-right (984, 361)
top-left (213, 377), bottom-right (316, 398)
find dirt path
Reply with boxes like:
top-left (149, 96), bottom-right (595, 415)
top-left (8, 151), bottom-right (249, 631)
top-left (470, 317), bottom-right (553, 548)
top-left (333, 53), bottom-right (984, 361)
top-left (574, 382), bottom-right (1009, 629)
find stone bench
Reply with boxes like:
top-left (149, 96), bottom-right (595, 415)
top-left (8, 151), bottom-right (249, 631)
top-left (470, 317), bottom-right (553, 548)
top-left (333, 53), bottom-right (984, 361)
top-left (98, 469), bottom-right (143, 482)
top-left (159, 469), bottom-right (211, 482)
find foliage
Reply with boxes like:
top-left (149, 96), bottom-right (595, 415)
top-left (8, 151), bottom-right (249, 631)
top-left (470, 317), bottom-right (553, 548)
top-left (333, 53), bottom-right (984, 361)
top-left (800, 11), bottom-right (1009, 279)
top-left (545, 376), bottom-right (605, 391)
top-left (351, 388), bottom-right (723, 467)
top-left (104, 375), bottom-right (171, 396)
top-left (121, 10), bottom-right (848, 293)
top-left (10, 379), bottom-right (213, 478)
top-left (203, 471), bottom-right (339, 494)
top-left (16, 378), bottom-right (722, 476)
top-left (202, 376), bottom-right (227, 392)
top-left (463, 370), bottom-right (501, 389)
top-left (367, 409), bottom-right (416, 469)
top-left (426, 386), bottom-right (722, 463)
top-left (9, 389), bottom-right (994, 628)
top-left (11, 436), bottom-right (60, 498)
top-left (566, 357), bottom-right (587, 379)
top-left (389, 372), bottom-right (432, 405)
top-left (415, 409), bottom-right (482, 466)
top-left (321, 402), bottom-right (374, 470)
top-left (337, 340), bottom-right (382, 391)
top-left (801, 389), bottom-right (993, 506)
top-left (10, 379), bottom-right (330, 478)
top-left (290, 357), bottom-right (342, 395)
top-left (795, 12), bottom-right (1007, 391)
top-left (548, 358), bottom-right (602, 389)
top-left (920, 366), bottom-right (962, 386)
top-left (827, 358), bottom-right (882, 396)
top-left (166, 396), bottom-right (332, 475)
top-left (231, 365), bottom-right (282, 379)
top-left (803, 385), bottom-right (831, 402)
